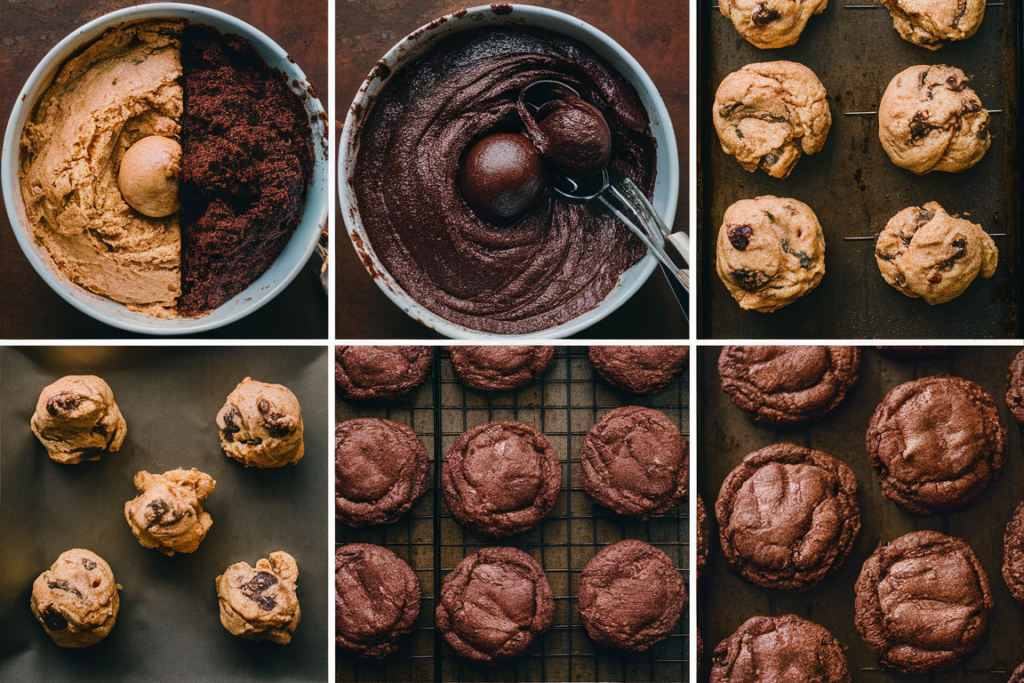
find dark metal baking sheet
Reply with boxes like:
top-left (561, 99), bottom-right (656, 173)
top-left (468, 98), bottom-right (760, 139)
top-left (336, 346), bottom-right (689, 683)
top-left (697, 1), bottom-right (1022, 339)
top-left (0, 346), bottom-right (329, 683)
top-left (696, 346), bottom-right (1024, 681)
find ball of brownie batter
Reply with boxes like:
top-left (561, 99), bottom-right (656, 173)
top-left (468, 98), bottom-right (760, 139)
top-left (1006, 350), bottom-right (1024, 426)
top-left (719, 346), bottom-right (860, 427)
top-left (716, 443), bottom-right (861, 590)
top-left (878, 0), bottom-right (985, 50)
top-left (336, 543), bottom-right (420, 658)
top-left (442, 421), bottom-right (561, 538)
top-left (711, 614), bottom-right (850, 683)
top-left (588, 346), bottom-right (688, 394)
top-left (335, 418), bottom-right (428, 527)
top-left (335, 346), bottom-right (432, 401)
top-left (854, 530), bottom-right (992, 674)
top-left (719, 0), bottom-right (828, 49)
top-left (1004, 501), bottom-right (1024, 606)
top-left (124, 468), bottom-right (216, 556)
top-left (448, 346), bottom-right (554, 391)
top-left (216, 551), bottom-right (301, 644)
top-left (578, 540), bottom-right (685, 652)
top-left (866, 375), bottom-right (1007, 514)
top-left (30, 375), bottom-right (127, 464)
top-left (697, 494), bottom-right (708, 581)
top-left (436, 547), bottom-right (553, 661)
top-left (877, 345), bottom-right (950, 359)
top-left (31, 549), bottom-right (119, 648)
top-left (581, 406), bottom-right (687, 519)
top-left (217, 377), bottom-right (304, 468)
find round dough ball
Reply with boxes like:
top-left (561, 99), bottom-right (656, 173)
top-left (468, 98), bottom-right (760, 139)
top-left (217, 377), bottom-right (304, 467)
top-left (216, 551), bottom-right (301, 644)
top-left (719, 0), bottom-right (828, 49)
top-left (878, 0), bottom-right (986, 50)
top-left (118, 135), bottom-right (181, 217)
top-left (30, 375), bottom-right (127, 464)
top-left (31, 549), bottom-right (119, 648)
top-left (124, 468), bottom-right (216, 555)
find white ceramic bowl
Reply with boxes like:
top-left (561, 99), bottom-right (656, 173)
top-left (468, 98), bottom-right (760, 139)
top-left (2, 3), bottom-right (328, 335)
top-left (338, 4), bottom-right (679, 340)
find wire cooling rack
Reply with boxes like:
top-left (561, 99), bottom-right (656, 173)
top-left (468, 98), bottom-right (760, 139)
top-left (337, 347), bottom-right (690, 683)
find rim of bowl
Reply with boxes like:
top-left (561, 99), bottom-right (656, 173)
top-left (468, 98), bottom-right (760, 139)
top-left (1, 2), bottom-right (328, 335)
top-left (338, 3), bottom-right (679, 340)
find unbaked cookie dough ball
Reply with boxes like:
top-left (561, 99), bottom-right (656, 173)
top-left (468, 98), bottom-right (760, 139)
top-left (879, 65), bottom-right (990, 174)
top-left (719, 0), bottom-right (828, 49)
top-left (31, 549), bottom-right (119, 648)
top-left (713, 61), bottom-right (831, 179)
top-left (875, 202), bottom-right (997, 304)
top-left (216, 551), bottom-right (301, 644)
top-left (30, 375), bottom-right (127, 464)
top-left (124, 468), bottom-right (216, 556)
top-left (217, 378), bottom-right (304, 468)
top-left (717, 196), bottom-right (825, 312)
top-left (118, 135), bottom-right (181, 217)
top-left (878, 0), bottom-right (985, 50)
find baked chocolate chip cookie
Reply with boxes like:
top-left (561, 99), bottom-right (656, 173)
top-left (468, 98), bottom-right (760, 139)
top-left (719, 0), bottom-right (828, 49)
top-left (878, 0), bottom-right (985, 50)
top-left (711, 614), bottom-right (851, 683)
top-left (588, 346), bottom-right (688, 394)
top-left (124, 468), bottom-right (216, 556)
top-left (335, 346), bottom-right (432, 401)
top-left (448, 346), bottom-right (554, 391)
top-left (216, 551), bottom-right (301, 644)
top-left (30, 375), bottom-right (127, 464)
top-left (31, 549), bottom-right (119, 648)
top-left (1004, 501), bottom-right (1024, 606)
top-left (1006, 350), bottom-right (1024, 425)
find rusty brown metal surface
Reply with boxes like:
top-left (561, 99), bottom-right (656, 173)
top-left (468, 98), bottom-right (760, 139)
top-left (697, 346), bottom-right (1024, 681)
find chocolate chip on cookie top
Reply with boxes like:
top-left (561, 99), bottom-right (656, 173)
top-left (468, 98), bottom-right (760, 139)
top-left (877, 0), bottom-right (986, 50)
top-left (716, 444), bottom-right (861, 590)
top-left (1007, 350), bottom-right (1024, 426)
top-left (711, 614), bottom-right (851, 683)
top-left (335, 346), bottom-right (432, 401)
top-left (1004, 501), bottom-right (1024, 606)
top-left (448, 346), bottom-right (554, 391)
top-left (588, 346), bottom-right (688, 394)
top-left (719, 346), bottom-right (860, 426)
top-left (854, 530), bottom-right (992, 674)
top-left (719, 0), bottom-right (827, 49)
top-left (866, 375), bottom-right (1007, 514)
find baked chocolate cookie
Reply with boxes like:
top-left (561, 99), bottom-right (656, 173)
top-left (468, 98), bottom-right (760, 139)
top-left (578, 540), bottom-right (685, 653)
top-left (435, 547), bottom-right (553, 661)
top-left (1004, 501), bottom-right (1024, 606)
top-left (588, 346), bottom-right (688, 394)
top-left (1007, 350), bottom-right (1024, 426)
top-left (719, 0), bottom-right (827, 49)
top-left (581, 406), bottom-right (687, 519)
top-left (854, 530), bottom-right (992, 674)
top-left (335, 543), bottom-right (420, 658)
top-left (697, 494), bottom-right (708, 581)
top-left (876, 345), bottom-right (950, 359)
top-left (866, 375), bottom-right (1007, 514)
top-left (448, 346), bottom-right (554, 391)
top-left (878, 0), bottom-right (985, 50)
top-left (335, 418), bottom-right (429, 527)
top-left (335, 346), bottom-right (432, 401)
top-left (710, 614), bottom-right (851, 683)
top-left (719, 346), bottom-right (860, 427)
top-left (1011, 663), bottom-right (1024, 683)
top-left (716, 444), bottom-right (861, 590)
top-left (442, 421), bottom-right (560, 538)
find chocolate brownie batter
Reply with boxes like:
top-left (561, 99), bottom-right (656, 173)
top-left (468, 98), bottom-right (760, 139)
top-left (335, 346), bottom-right (432, 401)
top-left (442, 421), bottom-right (561, 538)
top-left (866, 375), bottom-right (1007, 514)
top-left (448, 346), bottom-right (554, 391)
top-left (335, 543), bottom-right (420, 658)
top-left (581, 406), bottom-right (687, 519)
top-left (716, 444), bottom-right (861, 590)
top-left (578, 540), bottom-right (685, 653)
top-left (588, 346), bottom-right (689, 394)
top-left (854, 530), bottom-right (993, 674)
top-left (1004, 501), bottom-right (1024, 605)
top-left (178, 24), bottom-right (312, 316)
top-left (710, 614), bottom-right (851, 683)
top-left (719, 346), bottom-right (860, 427)
top-left (877, 346), bottom-right (950, 359)
top-left (1007, 350), bottom-right (1024, 425)
top-left (435, 547), bottom-right (553, 661)
top-left (697, 494), bottom-right (708, 581)
top-left (354, 26), bottom-right (657, 334)
top-left (335, 418), bottom-right (428, 527)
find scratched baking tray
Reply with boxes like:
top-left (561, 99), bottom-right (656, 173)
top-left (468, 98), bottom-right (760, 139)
top-left (696, 346), bottom-right (1024, 682)
top-left (697, 0), bottom-right (1022, 339)
top-left (336, 346), bottom-right (689, 683)
top-left (0, 346), bottom-right (329, 683)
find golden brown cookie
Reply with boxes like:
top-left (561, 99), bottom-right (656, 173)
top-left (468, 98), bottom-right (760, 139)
top-left (30, 375), bottom-right (127, 464)
top-left (719, 0), bottom-right (828, 49)
top-left (878, 0), bottom-right (985, 50)
top-left (124, 468), bottom-right (216, 556)
top-left (216, 551), bottom-right (301, 644)
top-left (31, 549), bottom-right (119, 648)
top-left (217, 377), bottom-right (304, 467)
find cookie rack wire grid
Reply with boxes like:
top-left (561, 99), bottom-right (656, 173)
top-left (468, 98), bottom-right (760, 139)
top-left (336, 347), bottom-right (690, 683)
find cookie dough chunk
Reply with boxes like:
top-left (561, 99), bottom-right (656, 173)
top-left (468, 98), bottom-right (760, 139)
top-left (578, 540), bottom-right (685, 653)
top-left (588, 346), bottom-right (689, 394)
top-left (866, 375), bottom-right (1006, 514)
top-left (216, 551), bottom-right (301, 644)
top-left (878, 0), bottom-right (985, 50)
top-left (1007, 350), bottom-right (1024, 425)
top-left (124, 468), bottom-right (215, 555)
top-left (336, 544), bottom-right (420, 658)
top-left (711, 615), bottom-right (851, 683)
top-left (697, 494), bottom-right (708, 581)
top-left (335, 346), bottom-right (432, 401)
top-left (713, 62), bottom-right (831, 179)
top-left (436, 547), bottom-right (553, 661)
top-left (31, 549), bottom-right (119, 648)
top-left (717, 197), bottom-right (825, 312)
top-left (581, 406), bottom-right (687, 519)
top-left (335, 418), bottom-right (428, 527)
top-left (448, 346), bottom-right (554, 391)
top-left (855, 531), bottom-right (992, 674)
top-left (30, 375), bottom-right (127, 464)
top-left (716, 444), bottom-right (861, 590)
top-left (719, 0), bottom-right (828, 49)
top-left (879, 65), bottom-right (990, 174)
top-left (217, 377), bottom-right (304, 468)
top-left (1005, 501), bottom-right (1024, 606)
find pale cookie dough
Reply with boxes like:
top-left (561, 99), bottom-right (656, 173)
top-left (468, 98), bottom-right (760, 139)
top-left (878, 0), bottom-right (985, 50)
top-left (879, 65), bottom-right (990, 174)
top-left (31, 549), bottom-right (119, 648)
top-left (217, 378), bottom-right (304, 468)
top-left (717, 196), bottom-right (825, 312)
top-left (118, 135), bottom-right (181, 218)
top-left (216, 551), bottom-right (301, 644)
top-left (875, 201), bottom-right (997, 304)
top-left (30, 375), bottom-right (127, 464)
top-left (719, 0), bottom-right (828, 49)
top-left (124, 468), bottom-right (216, 556)
top-left (713, 61), bottom-right (831, 179)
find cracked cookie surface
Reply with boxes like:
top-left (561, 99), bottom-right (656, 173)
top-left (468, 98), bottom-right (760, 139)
top-left (448, 346), bottom-right (554, 391)
top-left (31, 375), bottom-right (127, 464)
top-left (878, 0), bottom-right (985, 50)
top-left (125, 468), bottom-right (215, 555)
top-left (711, 614), bottom-right (851, 682)
top-left (336, 543), bottom-right (420, 658)
top-left (31, 549), bottom-right (119, 648)
top-left (335, 346), bottom-right (432, 401)
top-left (719, 0), bottom-right (828, 49)
top-left (588, 346), bottom-right (688, 394)
top-left (217, 377), bottom-right (304, 467)
top-left (1004, 501), bottom-right (1024, 606)
top-left (216, 551), bottom-right (301, 644)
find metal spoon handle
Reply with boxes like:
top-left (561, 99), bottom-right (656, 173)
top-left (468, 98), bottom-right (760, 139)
top-left (602, 183), bottom-right (689, 292)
